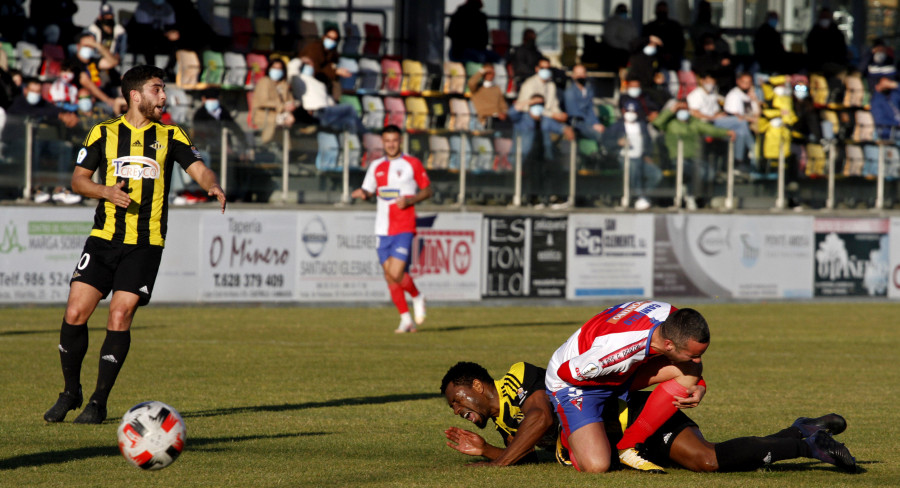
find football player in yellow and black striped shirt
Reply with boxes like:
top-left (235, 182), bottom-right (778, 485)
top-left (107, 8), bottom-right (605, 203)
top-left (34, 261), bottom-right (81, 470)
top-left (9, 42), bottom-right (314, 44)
top-left (44, 65), bottom-right (226, 425)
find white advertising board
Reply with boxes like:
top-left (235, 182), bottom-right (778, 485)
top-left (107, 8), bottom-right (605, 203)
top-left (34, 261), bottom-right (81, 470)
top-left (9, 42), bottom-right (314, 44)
top-left (409, 212), bottom-right (482, 301)
top-left (566, 214), bottom-right (655, 300)
top-left (890, 218), bottom-right (900, 299)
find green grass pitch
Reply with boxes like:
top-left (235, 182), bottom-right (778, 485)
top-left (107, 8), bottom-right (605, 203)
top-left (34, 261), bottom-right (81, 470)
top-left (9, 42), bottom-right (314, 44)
top-left (0, 302), bottom-right (897, 487)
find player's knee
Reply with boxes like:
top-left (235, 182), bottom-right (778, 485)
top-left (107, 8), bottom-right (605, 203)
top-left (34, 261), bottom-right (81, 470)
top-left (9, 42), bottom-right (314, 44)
top-left (572, 454), bottom-right (610, 473)
top-left (64, 304), bottom-right (91, 325)
top-left (682, 450), bottom-right (718, 472)
top-left (107, 306), bottom-right (135, 329)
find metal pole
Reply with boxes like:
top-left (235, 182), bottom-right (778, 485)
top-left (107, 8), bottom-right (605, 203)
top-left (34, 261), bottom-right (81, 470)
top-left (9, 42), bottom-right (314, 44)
top-left (620, 142), bottom-right (630, 208)
top-left (458, 133), bottom-right (467, 205)
top-left (281, 128), bottom-right (289, 203)
top-left (513, 134), bottom-right (522, 207)
top-left (875, 142), bottom-right (885, 210)
top-left (220, 127), bottom-right (229, 197)
top-left (341, 132), bottom-right (351, 204)
top-left (23, 120), bottom-right (33, 201)
top-left (774, 140), bottom-right (786, 210)
top-left (725, 138), bottom-right (735, 210)
top-left (673, 138), bottom-right (684, 209)
top-left (826, 142), bottom-right (836, 210)
top-left (567, 137), bottom-right (577, 207)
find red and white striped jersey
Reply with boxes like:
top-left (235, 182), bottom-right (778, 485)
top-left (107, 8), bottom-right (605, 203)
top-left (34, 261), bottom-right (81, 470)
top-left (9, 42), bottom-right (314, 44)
top-left (361, 154), bottom-right (431, 236)
top-left (545, 301), bottom-right (676, 392)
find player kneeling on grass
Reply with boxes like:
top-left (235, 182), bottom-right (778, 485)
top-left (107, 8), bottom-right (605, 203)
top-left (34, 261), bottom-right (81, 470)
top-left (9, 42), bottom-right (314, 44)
top-left (441, 361), bottom-right (857, 473)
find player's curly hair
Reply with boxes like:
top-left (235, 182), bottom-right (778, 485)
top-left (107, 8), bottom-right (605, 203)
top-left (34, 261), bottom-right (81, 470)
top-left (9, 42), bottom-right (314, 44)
top-left (659, 308), bottom-right (710, 347)
top-left (440, 361), bottom-right (493, 395)
top-left (121, 65), bottom-right (166, 106)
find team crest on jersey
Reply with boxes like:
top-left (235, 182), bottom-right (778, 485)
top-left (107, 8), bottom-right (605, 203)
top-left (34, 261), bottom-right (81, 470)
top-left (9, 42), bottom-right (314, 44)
top-left (190, 146), bottom-right (202, 160)
top-left (150, 141), bottom-right (165, 151)
top-left (76, 148), bottom-right (87, 164)
top-left (112, 156), bottom-right (161, 180)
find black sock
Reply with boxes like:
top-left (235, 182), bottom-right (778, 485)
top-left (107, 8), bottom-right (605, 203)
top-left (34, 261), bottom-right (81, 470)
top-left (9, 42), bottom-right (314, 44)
top-left (90, 330), bottom-right (131, 406)
top-left (766, 426), bottom-right (804, 439)
top-left (58, 320), bottom-right (89, 395)
top-left (714, 436), bottom-right (809, 472)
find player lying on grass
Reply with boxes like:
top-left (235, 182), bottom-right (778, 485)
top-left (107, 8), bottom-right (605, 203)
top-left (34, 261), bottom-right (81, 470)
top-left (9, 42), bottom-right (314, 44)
top-left (440, 361), bottom-right (857, 473)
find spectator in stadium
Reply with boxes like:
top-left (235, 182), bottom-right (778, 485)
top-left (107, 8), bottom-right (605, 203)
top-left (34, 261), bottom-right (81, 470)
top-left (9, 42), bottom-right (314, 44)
top-left (754, 11), bottom-right (787, 75)
top-left (790, 79), bottom-right (823, 143)
top-left (442, 360), bottom-right (856, 472)
top-left (619, 74), bottom-right (661, 123)
top-left (602, 101), bottom-right (660, 210)
top-left (723, 72), bottom-right (761, 174)
top-left (0, 0), bottom-right (27, 45)
top-left (860, 39), bottom-right (896, 90)
top-left (251, 57), bottom-right (296, 145)
top-left (48, 60), bottom-right (80, 112)
top-left (88, 3), bottom-right (128, 64)
top-left (27, 0), bottom-right (79, 46)
top-left (653, 100), bottom-right (734, 208)
top-left (71, 33), bottom-right (123, 114)
top-left (602, 4), bottom-right (639, 70)
top-left (467, 64), bottom-right (509, 129)
top-left (7, 77), bottom-right (78, 127)
top-left (515, 57), bottom-right (567, 123)
top-left (446, 0), bottom-right (497, 64)
top-left (127, 0), bottom-right (180, 76)
top-left (692, 34), bottom-right (733, 92)
top-left (350, 125), bottom-right (432, 334)
top-left (806, 8), bottom-right (849, 75)
top-left (642, 1), bottom-right (684, 71)
top-left (291, 57), bottom-right (365, 134)
top-left (510, 28), bottom-right (543, 89)
top-left (509, 94), bottom-right (574, 207)
top-left (626, 35), bottom-right (663, 92)
top-left (193, 87), bottom-right (250, 159)
top-left (868, 76), bottom-right (900, 140)
top-left (564, 64), bottom-right (604, 140)
top-left (687, 72), bottom-right (754, 170)
top-left (300, 27), bottom-right (351, 102)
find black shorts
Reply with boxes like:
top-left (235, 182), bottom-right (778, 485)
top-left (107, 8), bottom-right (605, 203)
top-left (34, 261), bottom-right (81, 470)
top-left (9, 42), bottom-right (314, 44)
top-left (626, 390), bottom-right (698, 467)
top-left (71, 236), bottom-right (164, 306)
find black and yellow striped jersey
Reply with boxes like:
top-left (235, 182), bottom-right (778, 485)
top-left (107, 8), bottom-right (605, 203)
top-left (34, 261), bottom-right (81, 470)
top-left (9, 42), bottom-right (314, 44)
top-left (493, 362), bottom-right (558, 451)
top-left (76, 115), bottom-right (201, 246)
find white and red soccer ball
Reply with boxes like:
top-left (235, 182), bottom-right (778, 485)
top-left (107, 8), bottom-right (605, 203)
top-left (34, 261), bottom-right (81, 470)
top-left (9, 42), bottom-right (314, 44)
top-left (117, 401), bottom-right (186, 470)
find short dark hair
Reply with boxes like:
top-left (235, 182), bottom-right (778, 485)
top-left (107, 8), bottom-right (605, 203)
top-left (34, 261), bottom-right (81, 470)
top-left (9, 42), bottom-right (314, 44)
top-left (538, 56), bottom-right (551, 64)
top-left (121, 65), bottom-right (166, 103)
top-left (61, 59), bottom-right (81, 74)
top-left (324, 26), bottom-right (340, 39)
top-left (382, 124), bottom-right (403, 135)
top-left (77, 32), bottom-right (95, 43)
top-left (22, 76), bottom-right (40, 89)
top-left (440, 361), bottom-right (493, 395)
top-left (659, 308), bottom-right (710, 347)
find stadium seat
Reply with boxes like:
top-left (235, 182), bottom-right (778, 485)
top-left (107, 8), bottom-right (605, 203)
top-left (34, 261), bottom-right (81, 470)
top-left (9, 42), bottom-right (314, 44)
top-left (343, 132), bottom-right (362, 169)
top-left (274, 19), bottom-right (298, 52)
top-left (401, 59), bottom-right (425, 95)
top-left (175, 50), bottom-right (202, 90)
top-left (493, 136), bottom-right (513, 171)
top-left (358, 57), bottom-right (381, 94)
top-left (39, 44), bottom-right (64, 81)
top-left (16, 41), bottom-right (41, 77)
top-left (448, 133), bottom-right (472, 170)
top-left (428, 135), bottom-right (450, 169)
top-left (863, 144), bottom-right (879, 177)
top-left (843, 144), bottom-right (864, 176)
top-left (316, 131), bottom-right (340, 171)
top-left (245, 53), bottom-right (268, 89)
top-left (231, 17), bottom-right (253, 53)
top-left (422, 63), bottom-right (443, 96)
top-left (843, 74), bottom-right (864, 108)
top-left (885, 144), bottom-right (900, 180)
top-left (0, 41), bottom-right (15, 70)
top-left (361, 132), bottom-right (384, 167)
top-left (342, 22), bottom-right (362, 57)
top-left (163, 85), bottom-right (192, 125)
top-left (363, 23), bottom-right (383, 57)
top-left (561, 33), bottom-right (578, 67)
top-left (405, 96), bottom-right (429, 131)
top-left (383, 96), bottom-right (406, 128)
top-left (448, 97), bottom-right (472, 131)
top-left (443, 62), bottom-right (466, 95)
top-left (407, 132), bottom-right (429, 160)
top-left (470, 135), bottom-right (494, 172)
top-left (805, 143), bottom-right (826, 177)
top-left (253, 17), bottom-right (276, 52)
top-left (361, 94), bottom-right (385, 130)
top-left (223, 52), bottom-right (248, 89)
top-left (381, 57), bottom-right (402, 94)
top-left (298, 20), bottom-right (319, 53)
top-left (339, 94), bottom-right (362, 116)
top-left (337, 57), bottom-right (359, 92)
top-left (810, 74), bottom-right (828, 106)
top-left (427, 97), bottom-right (450, 129)
top-left (490, 29), bottom-right (510, 58)
top-left (210, 15), bottom-right (231, 39)
top-left (853, 111), bottom-right (874, 143)
top-left (201, 51), bottom-right (225, 86)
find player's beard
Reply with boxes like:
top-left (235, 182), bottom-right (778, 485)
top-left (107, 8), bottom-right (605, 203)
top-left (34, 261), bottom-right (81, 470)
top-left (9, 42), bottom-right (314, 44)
top-left (139, 97), bottom-right (163, 122)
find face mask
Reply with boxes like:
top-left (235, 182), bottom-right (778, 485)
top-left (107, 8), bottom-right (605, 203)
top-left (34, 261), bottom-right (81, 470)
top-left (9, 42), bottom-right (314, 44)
top-left (268, 68), bottom-right (284, 81)
top-left (768, 19), bottom-right (778, 29)
top-left (538, 68), bottom-right (552, 81)
top-left (482, 80), bottom-right (494, 88)
top-left (643, 45), bottom-right (657, 57)
top-left (819, 19), bottom-right (831, 29)
top-left (794, 89), bottom-right (809, 100)
top-left (204, 100), bottom-right (220, 113)
top-left (676, 109), bottom-right (690, 121)
top-left (529, 104), bottom-right (545, 117)
top-left (619, 13), bottom-right (628, 19)
top-left (626, 87), bottom-right (641, 98)
top-left (78, 97), bottom-right (93, 113)
top-left (25, 91), bottom-right (41, 105)
top-left (874, 52), bottom-right (887, 64)
top-left (773, 86), bottom-right (787, 97)
top-left (301, 64), bottom-right (315, 77)
top-left (702, 83), bottom-right (715, 93)
top-left (78, 46), bottom-right (95, 60)
top-left (323, 38), bottom-right (337, 50)
top-left (623, 111), bottom-right (638, 123)
top-left (101, 19), bottom-right (115, 28)
top-left (152, 0), bottom-right (165, 6)
top-left (574, 77), bottom-right (586, 85)
top-left (61, 72), bottom-right (74, 83)
top-left (770, 117), bottom-right (783, 128)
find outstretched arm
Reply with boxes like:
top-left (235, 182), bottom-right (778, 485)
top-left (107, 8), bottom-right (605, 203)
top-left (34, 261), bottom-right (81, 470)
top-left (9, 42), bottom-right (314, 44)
top-left (185, 161), bottom-right (226, 213)
top-left (480, 392), bottom-right (555, 466)
top-left (444, 427), bottom-right (504, 461)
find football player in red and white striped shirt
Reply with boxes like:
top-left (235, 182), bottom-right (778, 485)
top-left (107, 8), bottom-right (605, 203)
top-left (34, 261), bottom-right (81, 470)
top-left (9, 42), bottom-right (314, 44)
top-left (545, 301), bottom-right (710, 473)
top-left (352, 125), bottom-right (433, 332)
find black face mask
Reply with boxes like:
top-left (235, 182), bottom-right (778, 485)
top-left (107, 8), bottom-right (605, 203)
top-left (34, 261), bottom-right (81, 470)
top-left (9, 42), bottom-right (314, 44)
top-left (656, 11), bottom-right (669, 21)
top-left (574, 77), bottom-right (586, 85)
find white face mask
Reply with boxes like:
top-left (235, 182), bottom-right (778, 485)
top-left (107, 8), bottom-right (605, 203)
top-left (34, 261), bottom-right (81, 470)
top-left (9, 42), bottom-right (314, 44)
top-left (529, 104), bottom-right (545, 117)
top-left (626, 87), bottom-right (641, 98)
top-left (268, 68), bottom-right (284, 81)
top-left (794, 89), bottom-right (809, 100)
top-left (301, 65), bottom-right (315, 77)
top-left (78, 46), bottom-right (95, 60)
top-left (78, 97), bottom-right (93, 113)
top-left (25, 91), bottom-right (41, 105)
top-left (483, 79), bottom-right (495, 88)
top-left (61, 72), bottom-right (74, 83)
top-left (623, 111), bottom-right (638, 123)
top-left (874, 52), bottom-right (887, 64)
top-left (770, 117), bottom-right (783, 127)
top-left (676, 109), bottom-right (690, 121)
top-left (702, 83), bottom-right (715, 93)
top-left (773, 86), bottom-right (788, 97)
top-left (323, 38), bottom-right (338, 50)
top-left (538, 68), bottom-right (552, 81)
top-left (643, 45), bottom-right (657, 56)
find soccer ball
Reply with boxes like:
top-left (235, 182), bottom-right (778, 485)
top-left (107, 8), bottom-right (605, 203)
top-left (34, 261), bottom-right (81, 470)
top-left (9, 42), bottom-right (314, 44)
top-left (117, 401), bottom-right (187, 470)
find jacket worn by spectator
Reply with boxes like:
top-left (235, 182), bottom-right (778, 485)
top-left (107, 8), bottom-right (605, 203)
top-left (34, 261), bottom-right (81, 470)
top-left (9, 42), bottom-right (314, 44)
top-left (652, 107), bottom-right (730, 160)
top-left (563, 80), bottom-right (600, 128)
top-left (468, 70), bottom-right (508, 124)
top-left (515, 74), bottom-right (562, 117)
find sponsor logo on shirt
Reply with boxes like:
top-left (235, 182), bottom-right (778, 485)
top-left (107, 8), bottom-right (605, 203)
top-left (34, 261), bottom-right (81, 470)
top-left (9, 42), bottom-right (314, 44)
top-left (112, 156), bottom-right (160, 180)
top-left (377, 188), bottom-right (400, 200)
top-left (150, 141), bottom-right (165, 151)
top-left (76, 148), bottom-right (87, 164)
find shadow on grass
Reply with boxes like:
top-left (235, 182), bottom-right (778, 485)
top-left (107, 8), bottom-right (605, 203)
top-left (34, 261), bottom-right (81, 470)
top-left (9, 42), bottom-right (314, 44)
top-left (0, 324), bottom-right (162, 337)
top-left (0, 432), bottom-right (325, 470)
top-left (182, 392), bottom-right (440, 419)
top-left (423, 320), bottom-right (577, 333)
